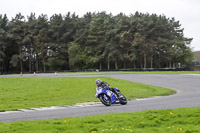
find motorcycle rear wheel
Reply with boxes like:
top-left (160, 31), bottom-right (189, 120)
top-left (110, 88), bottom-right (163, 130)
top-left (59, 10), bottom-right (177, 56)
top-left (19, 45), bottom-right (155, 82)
top-left (99, 94), bottom-right (111, 106)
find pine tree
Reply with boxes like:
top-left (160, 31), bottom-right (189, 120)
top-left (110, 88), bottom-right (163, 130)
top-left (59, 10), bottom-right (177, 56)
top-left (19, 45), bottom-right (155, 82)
top-left (9, 13), bottom-right (25, 72)
top-left (0, 14), bottom-right (9, 74)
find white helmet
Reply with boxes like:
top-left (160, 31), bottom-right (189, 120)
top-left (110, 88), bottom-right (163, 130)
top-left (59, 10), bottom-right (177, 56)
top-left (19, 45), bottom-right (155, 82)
top-left (96, 79), bottom-right (102, 87)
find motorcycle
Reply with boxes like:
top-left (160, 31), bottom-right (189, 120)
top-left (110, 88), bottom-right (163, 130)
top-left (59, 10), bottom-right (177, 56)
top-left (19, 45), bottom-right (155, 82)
top-left (96, 87), bottom-right (127, 106)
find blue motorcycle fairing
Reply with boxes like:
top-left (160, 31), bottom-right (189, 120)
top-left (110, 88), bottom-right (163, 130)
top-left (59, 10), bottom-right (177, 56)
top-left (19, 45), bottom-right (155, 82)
top-left (97, 88), bottom-right (117, 103)
top-left (113, 88), bottom-right (120, 92)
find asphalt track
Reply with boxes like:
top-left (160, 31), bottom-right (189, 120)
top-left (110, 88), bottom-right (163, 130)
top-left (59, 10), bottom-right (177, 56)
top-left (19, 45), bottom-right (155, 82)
top-left (0, 73), bottom-right (200, 123)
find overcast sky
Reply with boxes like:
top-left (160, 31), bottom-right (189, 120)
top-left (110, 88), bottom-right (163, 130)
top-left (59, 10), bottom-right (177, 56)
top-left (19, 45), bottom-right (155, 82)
top-left (1, 0), bottom-right (200, 51)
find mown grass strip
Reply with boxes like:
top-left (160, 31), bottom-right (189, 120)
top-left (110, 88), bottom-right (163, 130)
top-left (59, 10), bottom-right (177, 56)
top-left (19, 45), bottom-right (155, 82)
top-left (0, 77), bottom-right (175, 111)
top-left (0, 107), bottom-right (199, 132)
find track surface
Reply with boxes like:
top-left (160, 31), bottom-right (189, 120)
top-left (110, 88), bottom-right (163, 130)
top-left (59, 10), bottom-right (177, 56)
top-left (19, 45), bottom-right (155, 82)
top-left (0, 73), bottom-right (200, 123)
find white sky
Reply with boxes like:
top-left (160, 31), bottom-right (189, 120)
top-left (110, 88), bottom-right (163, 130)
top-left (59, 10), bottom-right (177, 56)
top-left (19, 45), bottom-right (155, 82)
top-left (1, 0), bottom-right (200, 51)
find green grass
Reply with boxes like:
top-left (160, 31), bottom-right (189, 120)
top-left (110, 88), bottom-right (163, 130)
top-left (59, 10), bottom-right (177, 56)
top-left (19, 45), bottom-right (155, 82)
top-left (0, 107), bottom-right (199, 133)
top-left (0, 77), bottom-right (175, 111)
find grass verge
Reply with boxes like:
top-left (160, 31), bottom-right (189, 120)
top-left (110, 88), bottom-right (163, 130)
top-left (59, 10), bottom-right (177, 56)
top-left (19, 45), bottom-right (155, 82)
top-left (0, 107), bottom-right (199, 132)
top-left (0, 77), bottom-right (175, 111)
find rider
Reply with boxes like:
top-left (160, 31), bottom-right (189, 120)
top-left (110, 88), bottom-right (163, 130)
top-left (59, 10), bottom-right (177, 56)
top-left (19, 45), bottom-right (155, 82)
top-left (95, 79), bottom-right (119, 97)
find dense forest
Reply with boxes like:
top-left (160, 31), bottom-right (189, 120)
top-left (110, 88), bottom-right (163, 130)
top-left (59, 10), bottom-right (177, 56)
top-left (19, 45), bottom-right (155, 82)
top-left (0, 11), bottom-right (193, 74)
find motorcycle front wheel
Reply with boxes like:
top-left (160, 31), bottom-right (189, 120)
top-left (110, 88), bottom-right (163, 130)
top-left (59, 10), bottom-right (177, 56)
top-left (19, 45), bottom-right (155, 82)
top-left (118, 94), bottom-right (127, 105)
top-left (99, 94), bottom-right (111, 106)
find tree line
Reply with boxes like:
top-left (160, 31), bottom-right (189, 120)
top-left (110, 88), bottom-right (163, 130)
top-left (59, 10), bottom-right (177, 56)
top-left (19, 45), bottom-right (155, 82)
top-left (0, 11), bottom-right (193, 74)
